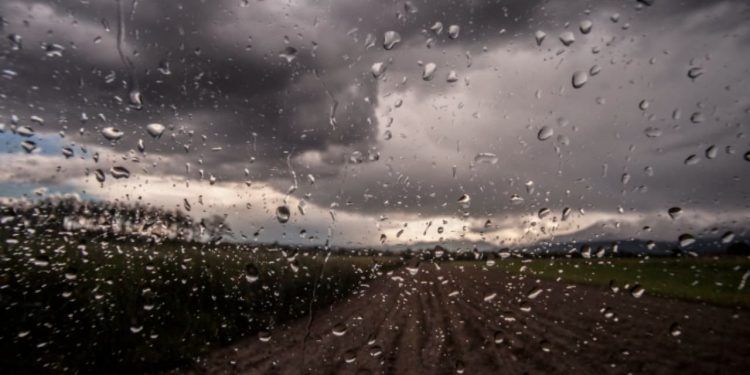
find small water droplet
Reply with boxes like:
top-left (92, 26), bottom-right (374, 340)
top-left (493, 331), bottom-right (505, 344)
top-left (644, 127), bottom-right (662, 138)
top-left (157, 60), bottom-right (171, 75)
top-left (245, 264), bottom-right (259, 283)
top-left (258, 330), bottom-right (271, 342)
top-left (679, 233), bottom-right (695, 248)
top-left (369, 345), bottom-right (383, 357)
top-left (687, 67), bottom-right (703, 80)
top-left (510, 194), bottom-right (524, 205)
top-left (343, 349), bottom-right (357, 364)
top-left (669, 322), bottom-right (682, 337)
top-left (62, 147), bottom-right (74, 158)
top-left (527, 287), bottom-right (543, 299)
top-left (279, 46), bottom-right (298, 63)
top-left (540, 339), bottom-right (552, 352)
top-left (332, 323), bottom-right (347, 336)
top-left (721, 231), bottom-right (735, 244)
top-left (684, 154), bottom-right (700, 165)
top-left (667, 207), bottom-right (682, 219)
top-left (537, 126), bottom-right (554, 141)
top-left (690, 112), bottom-right (705, 124)
top-left (705, 145), bottom-right (717, 159)
top-left (538, 208), bottom-right (551, 219)
top-left (21, 140), bottom-right (37, 153)
top-left (630, 284), bottom-right (645, 298)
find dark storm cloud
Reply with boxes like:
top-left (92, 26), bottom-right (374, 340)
top-left (0, 0), bottom-right (384, 173)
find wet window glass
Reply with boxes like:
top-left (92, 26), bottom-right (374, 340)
top-left (1, 0), bottom-right (749, 373)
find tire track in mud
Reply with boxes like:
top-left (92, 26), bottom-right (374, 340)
top-left (183, 262), bottom-right (750, 375)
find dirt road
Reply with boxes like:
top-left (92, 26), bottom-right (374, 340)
top-left (185, 262), bottom-right (750, 374)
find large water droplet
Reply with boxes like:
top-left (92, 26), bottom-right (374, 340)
top-left (474, 152), bottom-right (498, 164)
top-left (422, 63), bottom-right (437, 81)
top-left (667, 207), bottom-right (682, 219)
top-left (572, 71), bottom-right (588, 88)
top-left (95, 169), bottom-right (106, 183)
top-left (383, 31), bottom-right (401, 50)
top-left (534, 30), bottom-right (546, 46)
top-left (430, 22), bottom-right (443, 35)
top-left (110, 166), bottom-right (131, 179)
top-left (21, 140), bottom-right (37, 153)
top-left (16, 126), bottom-right (34, 137)
top-left (579, 20), bottom-right (593, 34)
top-left (559, 31), bottom-right (575, 46)
top-left (146, 123), bottom-right (165, 138)
top-left (276, 205), bottom-right (291, 223)
top-left (371, 62), bottom-right (386, 78)
top-left (129, 90), bottom-right (143, 110)
top-left (102, 127), bottom-right (124, 141)
top-left (644, 127), bottom-right (662, 138)
top-left (446, 70), bottom-right (458, 83)
top-left (448, 25), bottom-right (460, 39)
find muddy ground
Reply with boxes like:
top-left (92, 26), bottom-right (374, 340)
top-left (183, 262), bottom-right (750, 374)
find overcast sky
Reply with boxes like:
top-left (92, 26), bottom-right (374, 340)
top-left (1, 0), bottom-right (749, 250)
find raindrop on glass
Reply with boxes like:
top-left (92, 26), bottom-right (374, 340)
top-left (572, 71), bottom-right (588, 88)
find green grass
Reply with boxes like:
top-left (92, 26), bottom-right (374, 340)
top-left (0, 233), bottom-right (400, 374)
top-left (479, 256), bottom-right (750, 308)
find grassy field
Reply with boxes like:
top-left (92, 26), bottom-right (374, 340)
top-left (0, 233), bottom-right (400, 374)
top-left (479, 256), bottom-right (750, 307)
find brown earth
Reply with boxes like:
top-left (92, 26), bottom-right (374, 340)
top-left (183, 262), bottom-right (750, 374)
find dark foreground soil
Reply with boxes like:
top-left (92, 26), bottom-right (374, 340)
top-left (182, 262), bottom-right (750, 374)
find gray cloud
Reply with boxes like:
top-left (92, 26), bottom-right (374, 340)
top-left (1, 0), bottom-right (749, 248)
